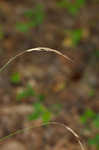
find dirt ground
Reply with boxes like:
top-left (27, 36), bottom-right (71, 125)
top-left (0, 0), bottom-right (99, 150)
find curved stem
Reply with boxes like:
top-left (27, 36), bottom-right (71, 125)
top-left (0, 47), bottom-right (72, 73)
top-left (0, 121), bottom-right (85, 150)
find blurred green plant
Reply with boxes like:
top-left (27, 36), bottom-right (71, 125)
top-left (69, 29), bottom-right (83, 46)
top-left (57, 0), bottom-right (85, 16)
top-left (16, 85), bottom-right (35, 100)
top-left (10, 72), bottom-right (21, 84)
top-left (16, 84), bottom-right (62, 123)
top-left (80, 109), bottom-right (99, 149)
top-left (16, 4), bottom-right (45, 32)
top-left (80, 109), bottom-right (96, 124)
top-left (65, 28), bottom-right (83, 47)
top-left (28, 102), bottom-right (62, 123)
top-left (88, 134), bottom-right (99, 149)
top-left (28, 102), bottom-right (52, 123)
top-left (37, 94), bottom-right (45, 102)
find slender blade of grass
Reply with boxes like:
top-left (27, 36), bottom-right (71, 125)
top-left (0, 47), bottom-right (72, 73)
top-left (0, 121), bottom-right (85, 150)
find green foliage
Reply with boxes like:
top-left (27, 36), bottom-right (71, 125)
top-left (70, 29), bottom-right (83, 46)
top-left (88, 134), bottom-right (99, 149)
top-left (16, 23), bottom-right (31, 33)
top-left (15, 79), bottom-right (62, 123)
top-left (37, 94), bottom-right (45, 101)
top-left (16, 84), bottom-right (58, 123)
top-left (16, 84), bottom-right (62, 123)
top-left (16, 4), bottom-right (45, 32)
top-left (93, 114), bottom-right (99, 128)
top-left (65, 28), bottom-right (83, 47)
top-left (24, 4), bottom-right (44, 25)
top-left (16, 84), bottom-right (45, 101)
top-left (28, 102), bottom-right (51, 123)
top-left (28, 102), bottom-right (62, 123)
top-left (80, 109), bottom-right (99, 149)
top-left (80, 109), bottom-right (96, 124)
top-left (57, 0), bottom-right (85, 16)
top-left (16, 85), bottom-right (35, 100)
top-left (10, 72), bottom-right (21, 84)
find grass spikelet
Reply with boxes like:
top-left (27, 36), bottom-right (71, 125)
top-left (0, 47), bottom-right (72, 73)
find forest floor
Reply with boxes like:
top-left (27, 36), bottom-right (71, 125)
top-left (0, 0), bottom-right (99, 150)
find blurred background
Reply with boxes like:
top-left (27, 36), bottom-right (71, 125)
top-left (0, 0), bottom-right (99, 150)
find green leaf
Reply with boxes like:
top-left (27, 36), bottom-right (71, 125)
top-left (28, 102), bottom-right (45, 121)
top-left (16, 23), bottom-right (31, 32)
top-left (33, 102), bottom-right (46, 112)
top-left (93, 115), bottom-right (99, 128)
top-left (42, 110), bottom-right (51, 123)
top-left (85, 109), bottom-right (96, 118)
top-left (28, 102), bottom-right (52, 123)
top-left (80, 109), bottom-right (96, 124)
top-left (28, 111), bottom-right (40, 120)
top-left (32, 4), bottom-right (45, 26)
top-left (70, 29), bottom-right (83, 46)
top-left (10, 72), bottom-right (21, 84)
top-left (37, 94), bottom-right (45, 101)
top-left (75, 0), bottom-right (85, 7)
top-left (56, 0), bottom-right (69, 8)
top-left (16, 4), bottom-right (44, 32)
top-left (88, 134), bottom-right (99, 148)
top-left (57, 0), bottom-right (85, 16)
top-left (67, 4), bottom-right (79, 15)
top-left (24, 10), bottom-right (34, 18)
top-left (16, 85), bottom-right (35, 100)
top-left (25, 85), bottom-right (35, 97)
